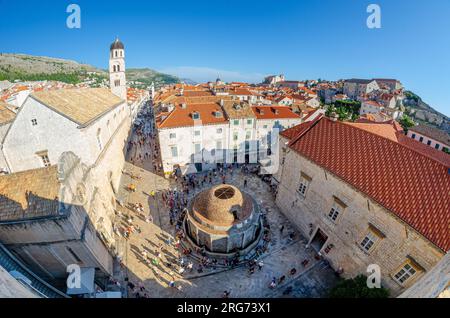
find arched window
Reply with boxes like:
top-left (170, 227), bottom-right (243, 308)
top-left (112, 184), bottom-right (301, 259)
top-left (115, 51), bottom-right (118, 58)
top-left (117, 65), bottom-right (120, 72)
top-left (97, 128), bottom-right (103, 150)
top-left (113, 65), bottom-right (116, 72)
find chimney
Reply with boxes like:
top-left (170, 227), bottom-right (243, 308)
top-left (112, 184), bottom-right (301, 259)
top-left (181, 103), bottom-right (187, 109)
top-left (220, 99), bottom-right (224, 107)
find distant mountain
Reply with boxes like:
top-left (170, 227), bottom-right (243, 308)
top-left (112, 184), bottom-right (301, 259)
top-left (0, 53), bottom-right (180, 88)
top-left (403, 91), bottom-right (450, 134)
top-left (180, 78), bottom-right (198, 85)
top-left (126, 68), bottom-right (179, 88)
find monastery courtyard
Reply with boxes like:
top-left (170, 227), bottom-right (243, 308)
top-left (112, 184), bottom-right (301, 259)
top-left (112, 121), bottom-right (338, 298)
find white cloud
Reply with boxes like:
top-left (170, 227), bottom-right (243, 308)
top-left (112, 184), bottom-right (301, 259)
top-left (158, 66), bottom-right (265, 84)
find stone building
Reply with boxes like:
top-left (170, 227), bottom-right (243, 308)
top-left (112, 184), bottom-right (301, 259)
top-left (399, 252), bottom-right (450, 298)
top-left (157, 97), bottom-right (301, 176)
top-left (0, 39), bottom-right (141, 292)
top-left (185, 184), bottom-right (261, 255)
top-left (343, 79), bottom-right (379, 100)
top-left (0, 152), bottom-right (114, 288)
top-left (274, 115), bottom-right (449, 296)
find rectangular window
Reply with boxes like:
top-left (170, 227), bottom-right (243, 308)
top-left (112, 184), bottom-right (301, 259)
top-left (298, 173), bottom-right (312, 197)
top-left (169, 133), bottom-right (176, 139)
top-left (194, 143), bottom-right (201, 153)
top-left (233, 132), bottom-right (239, 141)
top-left (263, 125), bottom-right (268, 129)
top-left (427, 140), bottom-right (432, 146)
top-left (216, 141), bottom-right (222, 150)
top-left (327, 198), bottom-right (346, 222)
top-left (40, 154), bottom-right (51, 167)
top-left (411, 133), bottom-right (416, 139)
top-left (194, 130), bottom-right (201, 136)
top-left (170, 146), bottom-right (178, 158)
top-left (247, 119), bottom-right (253, 125)
top-left (216, 128), bottom-right (223, 134)
top-left (31, 119), bottom-right (38, 126)
top-left (394, 263), bottom-right (417, 284)
top-left (360, 232), bottom-right (378, 252)
top-left (245, 131), bottom-right (251, 140)
top-left (298, 180), bottom-right (309, 197)
top-left (233, 120), bottom-right (239, 126)
top-left (435, 143), bottom-right (440, 149)
top-left (419, 136), bottom-right (424, 142)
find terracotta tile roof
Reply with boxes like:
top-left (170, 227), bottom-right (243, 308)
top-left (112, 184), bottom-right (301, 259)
top-left (397, 134), bottom-right (450, 167)
top-left (0, 166), bottom-right (60, 222)
top-left (280, 115), bottom-right (322, 140)
top-left (363, 100), bottom-right (384, 107)
top-left (228, 88), bottom-right (253, 96)
top-left (31, 88), bottom-right (124, 127)
top-left (221, 100), bottom-right (255, 119)
top-left (182, 90), bottom-right (213, 98)
top-left (0, 102), bottom-right (16, 125)
top-left (170, 95), bottom-right (233, 105)
top-left (284, 117), bottom-right (450, 252)
top-left (345, 121), bottom-right (402, 142)
top-left (157, 102), bottom-right (228, 129)
top-left (252, 106), bottom-right (301, 120)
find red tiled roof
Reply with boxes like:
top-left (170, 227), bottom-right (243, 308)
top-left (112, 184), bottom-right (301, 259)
top-left (252, 106), bottom-right (301, 120)
top-left (229, 88), bottom-right (253, 96)
top-left (363, 100), bottom-right (383, 107)
top-left (345, 121), bottom-right (402, 142)
top-left (157, 102), bottom-right (227, 129)
top-left (183, 91), bottom-right (213, 97)
top-left (284, 117), bottom-right (450, 252)
top-left (280, 115), bottom-right (322, 140)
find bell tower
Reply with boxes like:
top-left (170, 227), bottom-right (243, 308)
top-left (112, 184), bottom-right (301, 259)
top-left (109, 38), bottom-right (127, 101)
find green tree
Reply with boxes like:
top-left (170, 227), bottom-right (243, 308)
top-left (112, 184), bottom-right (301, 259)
top-left (329, 275), bottom-right (390, 298)
top-left (399, 114), bottom-right (415, 132)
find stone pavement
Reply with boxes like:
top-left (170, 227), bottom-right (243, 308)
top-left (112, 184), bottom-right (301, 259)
top-left (111, 106), bottom-right (338, 298)
top-left (113, 160), bottom-right (338, 298)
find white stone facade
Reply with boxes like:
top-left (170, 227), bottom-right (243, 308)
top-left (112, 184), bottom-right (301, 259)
top-left (2, 96), bottom-right (129, 173)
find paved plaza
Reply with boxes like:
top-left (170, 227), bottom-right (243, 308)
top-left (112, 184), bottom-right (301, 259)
top-left (110, 109), bottom-right (338, 298)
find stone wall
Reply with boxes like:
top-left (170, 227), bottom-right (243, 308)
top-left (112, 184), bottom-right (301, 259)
top-left (399, 253), bottom-right (450, 298)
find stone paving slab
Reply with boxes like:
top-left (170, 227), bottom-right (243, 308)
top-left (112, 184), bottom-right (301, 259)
top-left (112, 123), bottom-right (338, 298)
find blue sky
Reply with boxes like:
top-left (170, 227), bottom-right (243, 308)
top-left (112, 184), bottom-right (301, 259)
top-left (0, 0), bottom-right (449, 115)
